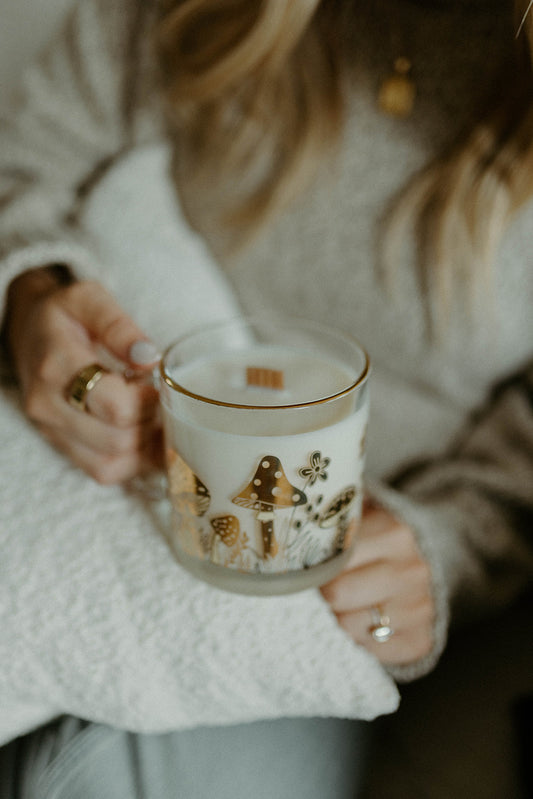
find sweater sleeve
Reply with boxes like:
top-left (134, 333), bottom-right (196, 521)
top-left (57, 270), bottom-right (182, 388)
top-left (0, 0), bottom-right (149, 323)
top-left (369, 358), bottom-right (533, 682)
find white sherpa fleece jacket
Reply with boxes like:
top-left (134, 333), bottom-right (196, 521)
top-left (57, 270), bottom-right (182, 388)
top-left (0, 145), bottom-right (399, 745)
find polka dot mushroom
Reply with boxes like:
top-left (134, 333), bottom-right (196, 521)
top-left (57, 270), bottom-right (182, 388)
top-left (232, 456), bottom-right (307, 557)
top-left (211, 515), bottom-right (240, 547)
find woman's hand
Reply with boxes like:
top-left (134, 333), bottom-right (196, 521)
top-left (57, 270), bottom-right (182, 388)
top-left (320, 504), bottom-right (434, 666)
top-left (5, 267), bottom-right (162, 484)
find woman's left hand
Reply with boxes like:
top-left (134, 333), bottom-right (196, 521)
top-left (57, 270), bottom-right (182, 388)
top-left (320, 504), bottom-right (434, 665)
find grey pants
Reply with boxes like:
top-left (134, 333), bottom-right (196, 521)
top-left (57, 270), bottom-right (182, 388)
top-left (0, 716), bottom-right (369, 799)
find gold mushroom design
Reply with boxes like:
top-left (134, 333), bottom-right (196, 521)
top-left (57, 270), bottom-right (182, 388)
top-left (319, 486), bottom-right (357, 554)
top-left (209, 515), bottom-right (242, 566)
top-left (166, 448), bottom-right (211, 518)
top-left (232, 456), bottom-right (307, 558)
top-left (211, 515), bottom-right (240, 547)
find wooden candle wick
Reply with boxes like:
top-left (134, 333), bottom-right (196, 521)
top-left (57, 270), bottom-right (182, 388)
top-left (246, 367), bottom-right (284, 390)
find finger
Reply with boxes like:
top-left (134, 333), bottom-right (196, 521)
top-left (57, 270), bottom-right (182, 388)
top-left (57, 410), bottom-right (158, 456)
top-left (41, 426), bottom-right (158, 485)
top-left (335, 602), bottom-right (434, 665)
top-left (27, 371), bottom-right (160, 454)
top-left (344, 512), bottom-right (421, 569)
top-left (321, 558), bottom-right (431, 614)
top-left (28, 366), bottom-right (159, 431)
top-left (355, 627), bottom-right (433, 665)
top-left (37, 389), bottom-right (160, 456)
top-left (83, 372), bottom-right (160, 427)
top-left (56, 282), bottom-right (160, 368)
top-left (336, 596), bottom-right (433, 644)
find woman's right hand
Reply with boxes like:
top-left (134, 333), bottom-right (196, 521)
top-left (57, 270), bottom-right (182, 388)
top-left (5, 267), bottom-right (162, 484)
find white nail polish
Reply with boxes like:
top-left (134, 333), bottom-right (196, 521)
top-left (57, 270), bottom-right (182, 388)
top-left (129, 340), bottom-right (160, 365)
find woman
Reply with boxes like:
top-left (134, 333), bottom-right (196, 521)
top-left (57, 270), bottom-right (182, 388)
top-left (0, 0), bottom-right (532, 796)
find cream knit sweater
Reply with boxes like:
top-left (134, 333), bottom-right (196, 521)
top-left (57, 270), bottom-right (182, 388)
top-left (0, 0), bottom-right (532, 745)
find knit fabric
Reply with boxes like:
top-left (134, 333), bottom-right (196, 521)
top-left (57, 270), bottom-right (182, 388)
top-left (0, 0), bottom-right (532, 743)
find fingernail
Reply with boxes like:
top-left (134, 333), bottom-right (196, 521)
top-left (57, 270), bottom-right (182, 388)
top-left (129, 340), bottom-right (160, 365)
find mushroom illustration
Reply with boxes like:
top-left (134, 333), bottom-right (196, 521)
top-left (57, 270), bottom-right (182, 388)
top-left (209, 515), bottom-right (241, 565)
top-left (232, 456), bottom-right (307, 557)
top-left (319, 486), bottom-right (357, 552)
top-left (166, 448), bottom-right (211, 517)
top-left (211, 515), bottom-right (240, 547)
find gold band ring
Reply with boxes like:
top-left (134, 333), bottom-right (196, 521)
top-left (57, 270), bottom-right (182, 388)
top-left (67, 363), bottom-right (108, 412)
top-left (369, 606), bottom-right (394, 643)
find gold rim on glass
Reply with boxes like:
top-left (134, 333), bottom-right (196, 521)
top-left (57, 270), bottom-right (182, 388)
top-left (160, 320), bottom-right (370, 411)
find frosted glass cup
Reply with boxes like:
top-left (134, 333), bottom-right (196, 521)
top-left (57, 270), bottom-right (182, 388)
top-left (159, 316), bottom-right (370, 596)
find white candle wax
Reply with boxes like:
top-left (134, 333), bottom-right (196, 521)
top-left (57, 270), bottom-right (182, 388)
top-left (161, 344), bottom-right (368, 594)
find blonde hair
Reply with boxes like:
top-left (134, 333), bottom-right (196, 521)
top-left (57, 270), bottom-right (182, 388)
top-left (156, 0), bottom-right (533, 318)
top-left (156, 0), bottom-right (346, 235)
top-left (383, 1), bottom-right (533, 322)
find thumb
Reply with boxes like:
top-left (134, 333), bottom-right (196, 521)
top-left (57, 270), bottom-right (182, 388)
top-left (59, 280), bottom-right (160, 367)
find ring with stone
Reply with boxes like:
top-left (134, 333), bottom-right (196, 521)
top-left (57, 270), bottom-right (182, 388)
top-left (369, 605), bottom-right (395, 643)
top-left (66, 363), bottom-right (109, 412)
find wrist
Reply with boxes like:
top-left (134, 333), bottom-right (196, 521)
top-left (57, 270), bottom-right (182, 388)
top-left (7, 263), bottom-right (75, 301)
top-left (2, 263), bottom-right (76, 366)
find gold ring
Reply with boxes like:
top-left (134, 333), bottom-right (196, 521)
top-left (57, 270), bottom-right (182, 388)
top-left (66, 363), bottom-right (108, 412)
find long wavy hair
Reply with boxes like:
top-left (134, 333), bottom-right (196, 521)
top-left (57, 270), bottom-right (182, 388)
top-left (155, 0), bottom-right (533, 320)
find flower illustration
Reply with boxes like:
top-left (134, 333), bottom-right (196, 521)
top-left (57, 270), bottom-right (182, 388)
top-left (298, 451), bottom-right (330, 485)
